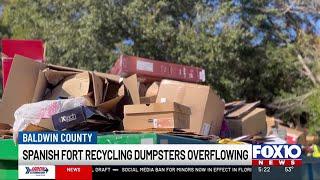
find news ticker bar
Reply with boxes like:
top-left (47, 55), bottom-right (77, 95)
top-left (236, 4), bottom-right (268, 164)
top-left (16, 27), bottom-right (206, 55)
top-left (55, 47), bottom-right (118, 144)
top-left (18, 165), bottom-right (253, 179)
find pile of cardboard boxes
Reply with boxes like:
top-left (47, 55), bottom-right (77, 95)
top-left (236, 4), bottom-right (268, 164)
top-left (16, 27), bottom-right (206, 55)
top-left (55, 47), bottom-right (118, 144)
top-left (0, 52), bottom-right (227, 139)
top-left (0, 40), bottom-right (313, 146)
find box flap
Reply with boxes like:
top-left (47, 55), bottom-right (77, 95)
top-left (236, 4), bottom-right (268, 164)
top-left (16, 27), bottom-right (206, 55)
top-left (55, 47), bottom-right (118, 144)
top-left (95, 72), bottom-right (122, 83)
top-left (32, 70), bottom-right (48, 102)
top-left (91, 72), bottom-right (104, 106)
top-left (124, 102), bottom-right (190, 115)
top-left (96, 96), bottom-right (124, 114)
top-left (145, 82), bottom-right (159, 97)
top-left (123, 74), bottom-right (140, 104)
top-left (205, 88), bottom-right (225, 135)
top-left (47, 64), bottom-right (84, 73)
top-left (224, 100), bottom-right (246, 115)
top-left (48, 64), bottom-right (122, 83)
top-left (0, 55), bottom-right (47, 126)
top-left (226, 101), bottom-right (260, 119)
top-left (118, 84), bottom-right (125, 97)
top-left (44, 68), bottom-right (77, 86)
top-left (46, 72), bottom-right (90, 99)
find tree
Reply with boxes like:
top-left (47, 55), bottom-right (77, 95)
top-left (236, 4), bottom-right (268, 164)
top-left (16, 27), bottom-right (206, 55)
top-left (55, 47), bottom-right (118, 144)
top-left (1, 0), bottom-right (319, 132)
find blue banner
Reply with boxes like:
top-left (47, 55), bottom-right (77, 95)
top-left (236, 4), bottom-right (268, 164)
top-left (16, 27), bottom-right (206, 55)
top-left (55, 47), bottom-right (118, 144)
top-left (18, 132), bottom-right (97, 144)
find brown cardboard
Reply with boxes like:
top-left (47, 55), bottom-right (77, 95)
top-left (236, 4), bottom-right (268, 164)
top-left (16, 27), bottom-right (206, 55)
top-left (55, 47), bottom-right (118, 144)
top-left (24, 124), bottom-right (52, 132)
top-left (46, 72), bottom-right (90, 100)
top-left (32, 71), bottom-right (48, 102)
top-left (138, 83), bottom-right (148, 97)
top-left (96, 96), bottom-right (124, 114)
top-left (266, 116), bottom-right (276, 135)
top-left (123, 74), bottom-right (140, 104)
top-left (140, 96), bottom-right (157, 104)
top-left (37, 118), bottom-right (54, 130)
top-left (226, 108), bottom-right (267, 138)
top-left (44, 69), bottom-right (77, 85)
top-left (0, 55), bottom-right (134, 127)
top-left (0, 55), bottom-right (46, 126)
top-left (117, 84), bottom-right (125, 97)
top-left (123, 102), bottom-right (190, 130)
top-left (156, 79), bottom-right (225, 135)
top-left (145, 82), bottom-right (159, 97)
top-left (224, 100), bottom-right (246, 115)
top-left (91, 72), bottom-right (104, 106)
top-left (226, 101), bottom-right (260, 119)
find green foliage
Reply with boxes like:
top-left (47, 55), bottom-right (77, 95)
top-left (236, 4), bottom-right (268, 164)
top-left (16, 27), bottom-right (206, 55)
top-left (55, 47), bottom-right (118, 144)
top-left (0, 0), bottom-right (318, 131)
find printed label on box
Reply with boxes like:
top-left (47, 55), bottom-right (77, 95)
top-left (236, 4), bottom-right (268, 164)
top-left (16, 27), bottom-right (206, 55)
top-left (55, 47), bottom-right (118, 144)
top-left (137, 60), bottom-right (154, 72)
top-left (201, 123), bottom-right (211, 135)
top-left (152, 118), bottom-right (173, 128)
top-left (199, 69), bottom-right (205, 82)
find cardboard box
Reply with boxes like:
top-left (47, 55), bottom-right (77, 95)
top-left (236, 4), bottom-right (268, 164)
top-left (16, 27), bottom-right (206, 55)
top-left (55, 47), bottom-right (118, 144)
top-left (156, 80), bottom-right (225, 135)
top-left (225, 108), bottom-right (267, 138)
top-left (266, 116), bottom-right (276, 135)
top-left (225, 101), bottom-right (260, 119)
top-left (0, 55), bottom-right (140, 127)
top-left (109, 55), bottom-right (205, 83)
top-left (123, 102), bottom-right (190, 130)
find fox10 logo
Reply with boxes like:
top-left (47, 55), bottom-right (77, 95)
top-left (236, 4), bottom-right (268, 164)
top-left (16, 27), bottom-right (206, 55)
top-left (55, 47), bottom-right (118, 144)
top-left (252, 144), bottom-right (302, 167)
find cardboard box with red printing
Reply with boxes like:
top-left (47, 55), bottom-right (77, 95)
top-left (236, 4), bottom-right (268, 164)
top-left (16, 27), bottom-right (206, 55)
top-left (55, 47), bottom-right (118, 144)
top-left (109, 55), bottom-right (206, 83)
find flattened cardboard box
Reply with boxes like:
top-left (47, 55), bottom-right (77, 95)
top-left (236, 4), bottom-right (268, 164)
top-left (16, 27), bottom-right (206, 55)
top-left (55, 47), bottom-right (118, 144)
top-left (226, 108), bottom-right (267, 138)
top-left (156, 80), bottom-right (225, 136)
top-left (0, 55), bottom-right (140, 127)
top-left (123, 102), bottom-right (190, 130)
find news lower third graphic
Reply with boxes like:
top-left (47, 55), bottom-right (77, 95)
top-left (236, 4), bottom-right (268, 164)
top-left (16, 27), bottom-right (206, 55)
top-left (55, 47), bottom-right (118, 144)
top-left (17, 132), bottom-right (303, 179)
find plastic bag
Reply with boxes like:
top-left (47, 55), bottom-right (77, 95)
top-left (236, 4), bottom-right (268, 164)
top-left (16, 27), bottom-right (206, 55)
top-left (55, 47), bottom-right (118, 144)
top-left (13, 97), bottom-right (86, 140)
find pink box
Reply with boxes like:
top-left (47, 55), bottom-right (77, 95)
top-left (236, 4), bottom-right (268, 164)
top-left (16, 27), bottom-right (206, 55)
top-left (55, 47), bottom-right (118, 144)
top-left (1, 39), bottom-right (45, 90)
